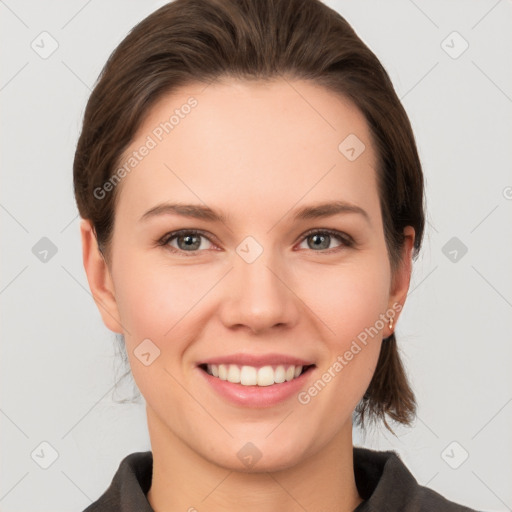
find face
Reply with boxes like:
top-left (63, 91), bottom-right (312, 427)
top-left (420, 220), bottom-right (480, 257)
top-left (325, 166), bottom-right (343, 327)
top-left (82, 77), bottom-right (414, 472)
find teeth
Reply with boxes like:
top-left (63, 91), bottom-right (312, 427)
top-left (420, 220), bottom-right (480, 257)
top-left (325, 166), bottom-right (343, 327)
top-left (241, 365), bottom-right (257, 385)
top-left (274, 365), bottom-right (286, 384)
top-left (218, 364), bottom-right (228, 380)
top-left (205, 364), bottom-right (306, 386)
top-left (227, 364), bottom-right (241, 383)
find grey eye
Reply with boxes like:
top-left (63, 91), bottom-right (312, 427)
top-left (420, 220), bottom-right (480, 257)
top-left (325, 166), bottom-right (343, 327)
top-left (298, 230), bottom-right (346, 251)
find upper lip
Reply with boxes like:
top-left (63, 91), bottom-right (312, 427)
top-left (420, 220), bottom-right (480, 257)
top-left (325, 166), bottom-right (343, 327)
top-left (198, 353), bottom-right (315, 368)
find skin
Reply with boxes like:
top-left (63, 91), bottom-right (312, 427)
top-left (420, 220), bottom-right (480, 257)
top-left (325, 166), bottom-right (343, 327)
top-left (81, 77), bottom-right (415, 512)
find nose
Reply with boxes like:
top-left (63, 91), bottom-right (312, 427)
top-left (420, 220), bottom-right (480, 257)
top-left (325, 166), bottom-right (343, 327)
top-left (218, 248), bottom-right (300, 335)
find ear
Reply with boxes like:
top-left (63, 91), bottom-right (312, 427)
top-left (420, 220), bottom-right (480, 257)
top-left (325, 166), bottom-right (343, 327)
top-left (386, 226), bottom-right (415, 337)
top-left (80, 218), bottom-right (123, 333)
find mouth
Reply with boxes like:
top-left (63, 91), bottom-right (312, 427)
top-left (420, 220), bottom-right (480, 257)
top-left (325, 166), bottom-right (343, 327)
top-left (198, 363), bottom-right (316, 387)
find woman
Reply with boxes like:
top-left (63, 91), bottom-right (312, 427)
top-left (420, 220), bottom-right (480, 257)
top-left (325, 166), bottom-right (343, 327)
top-left (74, 0), bottom-right (477, 509)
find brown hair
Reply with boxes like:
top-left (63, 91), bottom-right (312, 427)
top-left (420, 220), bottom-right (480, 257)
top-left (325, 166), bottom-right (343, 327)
top-left (73, 0), bottom-right (425, 431)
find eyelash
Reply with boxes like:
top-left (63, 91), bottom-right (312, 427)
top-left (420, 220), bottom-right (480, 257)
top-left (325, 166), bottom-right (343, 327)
top-left (156, 228), bottom-right (355, 257)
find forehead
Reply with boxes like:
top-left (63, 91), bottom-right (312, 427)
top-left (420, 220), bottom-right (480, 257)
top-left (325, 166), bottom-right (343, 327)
top-left (114, 77), bottom-right (379, 227)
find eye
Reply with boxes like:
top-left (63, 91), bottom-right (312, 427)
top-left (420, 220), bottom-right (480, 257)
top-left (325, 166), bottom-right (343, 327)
top-left (158, 229), bottom-right (216, 255)
top-left (157, 228), bottom-right (354, 257)
top-left (296, 229), bottom-right (353, 253)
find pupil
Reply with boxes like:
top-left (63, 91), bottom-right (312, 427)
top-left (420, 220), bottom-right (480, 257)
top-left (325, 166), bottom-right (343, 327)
top-left (181, 235), bottom-right (200, 250)
top-left (310, 234), bottom-right (329, 250)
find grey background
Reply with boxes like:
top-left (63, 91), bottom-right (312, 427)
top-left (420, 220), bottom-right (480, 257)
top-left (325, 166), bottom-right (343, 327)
top-left (1, 0), bottom-right (511, 510)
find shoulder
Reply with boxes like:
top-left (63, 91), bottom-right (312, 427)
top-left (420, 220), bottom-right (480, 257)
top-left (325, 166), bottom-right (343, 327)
top-left (82, 451), bottom-right (153, 512)
top-left (353, 447), bottom-right (479, 512)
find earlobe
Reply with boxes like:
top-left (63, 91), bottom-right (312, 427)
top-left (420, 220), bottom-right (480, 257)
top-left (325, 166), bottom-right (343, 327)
top-left (387, 226), bottom-right (415, 335)
top-left (80, 219), bottom-right (124, 334)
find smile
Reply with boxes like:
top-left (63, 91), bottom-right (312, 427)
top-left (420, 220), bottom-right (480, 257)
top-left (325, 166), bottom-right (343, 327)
top-left (199, 363), bottom-right (314, 386)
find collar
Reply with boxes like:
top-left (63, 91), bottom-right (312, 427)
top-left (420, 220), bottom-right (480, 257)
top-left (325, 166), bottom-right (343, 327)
top-left (83, 447), bottom-right (476, 511)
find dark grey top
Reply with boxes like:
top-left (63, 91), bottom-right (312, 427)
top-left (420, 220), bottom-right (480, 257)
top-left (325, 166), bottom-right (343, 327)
top-left (83, 447), bottom-right (479, 511)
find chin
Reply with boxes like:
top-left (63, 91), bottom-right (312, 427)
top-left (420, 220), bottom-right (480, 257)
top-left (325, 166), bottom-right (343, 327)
top-left (197, 433), bottom-right (314, 474)
top-left (213, 449), bottom-right (306, 474)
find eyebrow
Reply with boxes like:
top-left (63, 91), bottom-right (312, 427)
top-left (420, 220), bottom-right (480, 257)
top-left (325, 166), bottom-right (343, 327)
top-left (139, 200), bottom-right (370, 225)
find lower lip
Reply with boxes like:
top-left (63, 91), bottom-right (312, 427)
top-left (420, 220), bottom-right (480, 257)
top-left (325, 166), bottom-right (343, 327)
top-left (198, 366), bottom-right (315, 408)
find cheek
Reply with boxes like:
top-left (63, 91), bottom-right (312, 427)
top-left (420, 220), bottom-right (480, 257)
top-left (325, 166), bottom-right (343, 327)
top-left (111, 256), bottom-right (204, 399)
top-left (304, 255), bottom-right (390, 399)
top-left (293, 262), bottom-right (389, 434)
top-left (113, 253), bottom-right (207, 340)
top-left (308, 255), bottom-right (391, 343)
top-left (111, 253), bottom-right (223, 394)
top-left (113, 246), bottom-right (391, 361)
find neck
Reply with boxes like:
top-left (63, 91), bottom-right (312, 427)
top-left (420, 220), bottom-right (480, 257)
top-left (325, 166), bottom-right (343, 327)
top-left (146, 407), bottom-right (363, 512)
